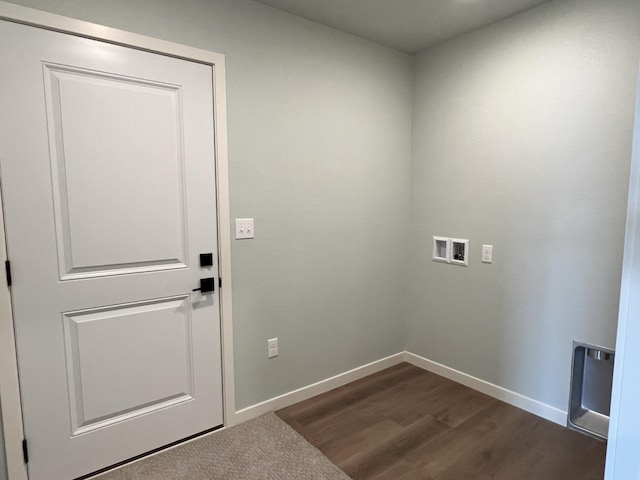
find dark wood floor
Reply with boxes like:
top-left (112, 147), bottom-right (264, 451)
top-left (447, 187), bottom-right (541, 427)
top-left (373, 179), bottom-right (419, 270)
top-left (276, 363), bottom-right (606, 480)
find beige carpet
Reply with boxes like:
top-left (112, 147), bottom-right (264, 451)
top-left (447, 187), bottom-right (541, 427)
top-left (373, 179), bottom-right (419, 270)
top-left (93, 413), bottom-right (351, 480)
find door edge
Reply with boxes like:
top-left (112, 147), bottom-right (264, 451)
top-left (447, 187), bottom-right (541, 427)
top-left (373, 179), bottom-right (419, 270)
top-left (0, 175), bottom-right (28, 480)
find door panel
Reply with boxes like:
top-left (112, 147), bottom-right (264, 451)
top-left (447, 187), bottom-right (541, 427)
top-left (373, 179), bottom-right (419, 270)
top-left (62, 296), bottom-right (195, 436)
top-left (43, 63), bottom-right (189, 279)
top-left (0, 20), bottom-right (223, 480)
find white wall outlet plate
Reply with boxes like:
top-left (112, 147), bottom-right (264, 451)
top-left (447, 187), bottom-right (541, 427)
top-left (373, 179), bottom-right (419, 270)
top-left (482, 245), bottom-right (493, 263)
top-left (235, 218), bottom-right (254, 239)
top-left (450, 238), bottom-right (469, 266)
top-left (433, 236), bottom-right (450, 263)
top-left (267, 338), bottom-right (278, 358)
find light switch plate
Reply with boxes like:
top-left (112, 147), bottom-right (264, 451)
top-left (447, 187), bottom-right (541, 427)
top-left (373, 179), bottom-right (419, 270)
top-left (235, 218), bottom-right (254, 239)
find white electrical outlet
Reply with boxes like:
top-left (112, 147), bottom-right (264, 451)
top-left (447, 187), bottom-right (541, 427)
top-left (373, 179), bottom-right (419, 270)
top-left (267, 338), bottom-right (278, 358)
top-left (482, 245), bottom-right (493, 263)
top-left (235, 218), bottom-right (255, 239)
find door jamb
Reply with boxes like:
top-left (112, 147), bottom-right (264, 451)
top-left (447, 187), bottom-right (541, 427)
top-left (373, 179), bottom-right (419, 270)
top-left (0, 3), bottom-right (236, 479)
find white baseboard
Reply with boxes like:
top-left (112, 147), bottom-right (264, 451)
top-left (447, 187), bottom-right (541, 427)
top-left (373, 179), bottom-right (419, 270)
top-left (231, 350), bottom-right (567, 428)
top-left (231, 352), bottom-right (405, 425)
top-left (403, 351), bottom-right (567, 426)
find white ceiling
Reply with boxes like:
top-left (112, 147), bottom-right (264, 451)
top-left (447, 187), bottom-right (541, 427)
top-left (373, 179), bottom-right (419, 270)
top-left (252, 0), bottom-right (551, 53)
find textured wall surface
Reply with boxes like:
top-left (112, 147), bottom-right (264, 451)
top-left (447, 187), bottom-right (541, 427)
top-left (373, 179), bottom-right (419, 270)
top-left (407, 0), bottom-right (640, 411)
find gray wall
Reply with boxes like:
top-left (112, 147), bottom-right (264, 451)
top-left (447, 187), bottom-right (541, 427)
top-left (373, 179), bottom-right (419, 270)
top-left (407, 0), bottom-right (640, 411)
top-left (3, 0), bottom-right (413, 410)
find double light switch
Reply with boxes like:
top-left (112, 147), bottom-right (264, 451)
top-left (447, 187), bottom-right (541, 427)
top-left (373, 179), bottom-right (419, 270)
top-left (235, 218), bottom-right (255, 239)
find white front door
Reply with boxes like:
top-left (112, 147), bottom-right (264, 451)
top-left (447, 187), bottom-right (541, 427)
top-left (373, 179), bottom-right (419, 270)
top-left (0, 20), bottom-right (223, 480)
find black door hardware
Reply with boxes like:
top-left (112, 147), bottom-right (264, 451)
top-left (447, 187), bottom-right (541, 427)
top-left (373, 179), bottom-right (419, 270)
top-left (192, 277), bottom-right (215, 293)
top-left (199, 253), bottom-right (213, 267)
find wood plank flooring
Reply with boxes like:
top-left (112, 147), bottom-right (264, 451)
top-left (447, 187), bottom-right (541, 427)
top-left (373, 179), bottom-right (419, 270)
top-left (276, 363), bottom-right (606, 480)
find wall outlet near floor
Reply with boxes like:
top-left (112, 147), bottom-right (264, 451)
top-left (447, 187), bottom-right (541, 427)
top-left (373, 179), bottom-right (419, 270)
top-left (267, 338), bottom-right (279, 358)
top-left (235, 218), bottom-right (255, 239)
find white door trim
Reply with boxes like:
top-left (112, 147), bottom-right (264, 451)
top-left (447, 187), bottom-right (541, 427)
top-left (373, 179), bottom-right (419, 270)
top-left (0, 3), bottom-right (236, 478)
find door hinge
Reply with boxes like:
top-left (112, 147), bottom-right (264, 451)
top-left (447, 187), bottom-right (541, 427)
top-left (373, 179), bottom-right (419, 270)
top-left (5, 260), bottom-right (11, 287)
top-left (22, 438), bottom-right (28, 464)
top-left (218, 277), bottom-right (222, 289)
